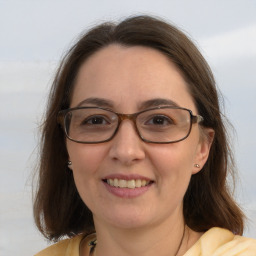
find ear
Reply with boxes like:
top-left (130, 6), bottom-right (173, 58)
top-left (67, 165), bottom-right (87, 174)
top-left (192, 128), bottom-right (215, 174)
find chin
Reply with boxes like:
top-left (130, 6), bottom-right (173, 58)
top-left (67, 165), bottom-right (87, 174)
top-left (95, 206), bottom-right (155, 230)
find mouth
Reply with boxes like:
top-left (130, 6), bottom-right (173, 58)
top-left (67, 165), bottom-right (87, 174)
top-left (103, 178), bottom-right (153, 189)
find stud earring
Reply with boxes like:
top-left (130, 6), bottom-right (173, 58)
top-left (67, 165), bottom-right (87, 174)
top-left (67, 161), bottom-right (72, 169)
top-left (194, 164), bottom-right (200, 168)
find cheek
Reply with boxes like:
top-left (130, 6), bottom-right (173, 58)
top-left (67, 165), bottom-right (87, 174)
top-left (67, 142), bottom-right (106, 169)
top-left (148, 145), bottom-right (195, 211)
top-left (150, 143), bottom-right (196, 171)
top-left (66, 143), bottom-right (108, 188)
top-left (149, 142), bottom-right (197, 187)
top-left (67, 143), bottom-right (109, 205)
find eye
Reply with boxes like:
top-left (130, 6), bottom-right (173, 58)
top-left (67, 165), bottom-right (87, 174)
top-left (82, 115), bottom-right (110, 125)
top-left (145, 115), bottom-right (174, 126)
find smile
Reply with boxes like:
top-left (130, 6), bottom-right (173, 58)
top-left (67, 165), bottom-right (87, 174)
top-left (105, 179), bottom-right (151, 189)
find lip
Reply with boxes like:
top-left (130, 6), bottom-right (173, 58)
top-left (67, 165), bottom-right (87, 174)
top-left (102, 174), bottom-right (154, 198)
top-left (103, 174), bottom-right (152, 181)
top-left (103, 181), bottom-right (153, 198)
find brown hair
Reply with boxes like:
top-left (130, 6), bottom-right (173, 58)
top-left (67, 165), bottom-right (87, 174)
top-left (33, 15), bottom-right (244, 241)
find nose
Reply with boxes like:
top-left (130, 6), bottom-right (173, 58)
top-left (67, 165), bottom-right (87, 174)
top-left (108, 119), bottom-right (146, 165)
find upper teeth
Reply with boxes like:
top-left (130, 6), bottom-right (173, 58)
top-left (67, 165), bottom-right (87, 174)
top-left (107, 179), bottom-right (150, 189)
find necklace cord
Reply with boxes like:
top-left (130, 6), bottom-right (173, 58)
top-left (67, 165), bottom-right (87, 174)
top-left (174, 224), bottom-right (186, 256)
top-left (88, 225), bottom-right (186, 256)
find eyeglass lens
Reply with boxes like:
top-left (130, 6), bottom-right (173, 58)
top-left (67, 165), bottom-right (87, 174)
top-left (64, 107), bottom-right (192, 143)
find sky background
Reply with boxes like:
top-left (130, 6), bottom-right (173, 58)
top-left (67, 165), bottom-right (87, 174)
top-left (0, 0), bottom-right (255, 255)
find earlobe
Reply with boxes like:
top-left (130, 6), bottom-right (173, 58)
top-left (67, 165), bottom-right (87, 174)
top-left (192, 128), bottom-right (215, 174)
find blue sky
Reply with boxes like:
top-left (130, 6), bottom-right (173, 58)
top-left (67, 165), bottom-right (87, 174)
top-left (0, 1), bottom-right (255, 255)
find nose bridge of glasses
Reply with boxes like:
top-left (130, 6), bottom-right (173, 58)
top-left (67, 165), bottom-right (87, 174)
top-left (118, 113), bottom-right (137, 123)
top-left (117, 113), bottom-right (139, 135)
top-left (112, 112), bottom-right (147, 145)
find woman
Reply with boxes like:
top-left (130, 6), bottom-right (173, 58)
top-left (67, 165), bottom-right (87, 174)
top-left (34, 15), bottom-right (256, 255)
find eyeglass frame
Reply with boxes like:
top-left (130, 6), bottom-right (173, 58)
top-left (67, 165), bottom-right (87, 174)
top-left (57, 106), bottom-right (204, 144)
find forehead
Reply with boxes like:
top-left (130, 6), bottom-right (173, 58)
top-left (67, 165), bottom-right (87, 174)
top-left (71, 44), bottom-right (196, 112)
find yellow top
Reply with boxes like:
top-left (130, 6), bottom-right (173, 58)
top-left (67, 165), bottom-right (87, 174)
top-left (35, 227), bottom-right (256, 256)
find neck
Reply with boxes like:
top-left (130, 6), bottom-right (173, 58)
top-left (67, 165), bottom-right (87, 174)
top-left (92, 213), bottom-right (188, 256)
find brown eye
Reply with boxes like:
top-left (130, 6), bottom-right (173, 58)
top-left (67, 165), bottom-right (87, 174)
top-left (82, 115), bottom-right (110, 125)
top-left (145, 115), bottom-right (174, 126)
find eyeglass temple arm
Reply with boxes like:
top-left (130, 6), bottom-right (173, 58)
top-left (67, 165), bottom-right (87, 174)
top-left (57, 112), bottom-right (65, 126)
top-left (192, 115), bottom-right (204, 124)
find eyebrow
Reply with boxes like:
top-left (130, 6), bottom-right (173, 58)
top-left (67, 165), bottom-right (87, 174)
top-left (138, 98), bottom-right (180, 110)
top-left (76, 97), bottom-right (114, 108)
top-left (76, 97), bottom-right (180, 110)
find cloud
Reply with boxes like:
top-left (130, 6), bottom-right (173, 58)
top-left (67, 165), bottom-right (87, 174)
top-left (199, 24), bottom-right (256, 63)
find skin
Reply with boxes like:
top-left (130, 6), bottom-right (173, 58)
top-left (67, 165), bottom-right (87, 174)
top-left (67, 44), bottom-right (213, 256)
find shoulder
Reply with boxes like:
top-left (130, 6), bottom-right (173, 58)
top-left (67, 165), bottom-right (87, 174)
top-left (185, 227), bottom-right (256, 256)
top-left (34, 234), bottom-right (86, 256)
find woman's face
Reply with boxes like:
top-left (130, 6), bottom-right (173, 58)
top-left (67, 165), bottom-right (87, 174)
top-left (67, 44), bottom-right (212, 230)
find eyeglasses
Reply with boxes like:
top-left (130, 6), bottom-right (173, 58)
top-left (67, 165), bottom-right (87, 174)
top-left (57, 106), bottom-right (204, 144)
